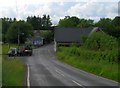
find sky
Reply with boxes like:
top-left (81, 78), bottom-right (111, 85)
top-left (0, 0), bottom-right (119, 25)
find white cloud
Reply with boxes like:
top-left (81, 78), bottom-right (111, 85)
top-left (0, 0), bottom-right (119, 24)
top-left (67, 2), bottom-right (118, 21)
top-left (51, 15), bottom-right (65, 25)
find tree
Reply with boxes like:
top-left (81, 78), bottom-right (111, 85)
top-left (2, 17), bottom-right (13, 42)
top-left (112, 16), bottom-right (120, 26)
top-left (6, 21), bottom-right (33, 43)
top-left (27, 15), bottom-right (52, 30)
top-left (27, 16), bottom-right (38, 30)
top-left (77, 19), bottom-right (94, 28)
top-left (58, 16), bottom-right (80, 27)
top-left (95, 17), bottom-right (120, 38)
top-left (46, 15), bottom-right (52, 28)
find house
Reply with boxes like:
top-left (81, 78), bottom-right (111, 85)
top-left (26, 31), bottom-right (44, 46)
top-left (54, 27), bottom-right (102, 52)
top-left (33, 36), bottom-right (44, 46)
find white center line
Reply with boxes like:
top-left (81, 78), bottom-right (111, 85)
top-left (55, 69), bottom-right (65, 77)
top-left (72, 80), bottom-right (82, 86)
top-left (27, 64), bottom-right (30, 88)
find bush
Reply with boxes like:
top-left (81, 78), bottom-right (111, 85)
top-left (57, 32), bottom-right (119, 82)
top-left (84, 32), bottom-right (118, 51)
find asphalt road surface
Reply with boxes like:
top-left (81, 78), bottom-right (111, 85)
top-left (21, 44), bottom-right (119, 87)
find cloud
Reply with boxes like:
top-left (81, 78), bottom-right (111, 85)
top-left (67, 2), bottom-right (118, 21)
top-left (0, 0), bottom-right (119, 25)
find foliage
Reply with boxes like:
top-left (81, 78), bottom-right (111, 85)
top-left (6, 21), bottom-right (33, 43)
top-left (77, 19), bottom-right (94, 28)
top-left (84, 32), bottom-right (118, 51)
top-left (58, 16), bottom-right (80, 27)
top-left (57, 46), bottom-right (119, 82)
top-left (1, 18), bottom-right (13, 42)
top-left (2, 57), bottom-right (26, 86)
top-left (57, 32), bottom-right (119, 82)
top-left (81, 35), bottom-right (88, 44)
top-left (2, 44), bottom-right (21, 55)
top-left (58, 16), bottom-right (120, 38)
top-left (95, 17), bottom-right (120, 38)
top-left (27, 15), bottom-right (52, 30)
top-left (37, 30), bottom-right (54, 43)
top-left (58, 16), bottom-right (94, 28)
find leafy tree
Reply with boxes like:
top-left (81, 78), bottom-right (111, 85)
top-left (27, 16), bottom-right (39, 30)
top-left (6, 21), bottom-right (33, 43)
top-left (58, 16), bottom-right (80, 27)
top-left (112, 16), bottom-right (120, 26)
top-left (46, 15), bottom-right (52, 29)
top-left (95, 17), bottom-right (120, 38)
top-left (27, 15), bottom-right (52, 30)
top-left (2, 17), bottom-right (13, 42)
top-left (77, 19), bottom-right (94, 28)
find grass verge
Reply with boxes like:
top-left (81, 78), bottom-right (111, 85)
top-left (2, 57), bottom-right (26, 86)
top-left (2, 44), bottom-right (19, 55)
top-left (57, 47), bottom-right (119, 83)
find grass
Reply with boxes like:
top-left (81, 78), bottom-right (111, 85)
top-left (2, 44), bottom-right (19, 55)
top-left (57, 46), bottom-right (120, 83)
top-left (2, 44), bottom-right (26, 86)
top-left (2, 57), bottom-right (26, 86)
top-left (2, 43), bottom-right (36, 55)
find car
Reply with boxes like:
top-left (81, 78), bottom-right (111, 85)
top-left (8, 48), bottom-right (17, 57)
top-left (18, 45), bottom-right (33, 56)
top-left (24, 45), bottom-right (33, 56)
top-left (17, 48), bottom-right (24, 56)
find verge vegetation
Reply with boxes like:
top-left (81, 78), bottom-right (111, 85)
top-left (57, 32), bottom-right (119, 82)
top-left (2, 57), bottom-right (26, 86)
top-left (2, 44), bottom-right (26, 86)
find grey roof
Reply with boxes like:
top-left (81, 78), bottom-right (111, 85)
top-left (54, 27), bottom-right (94, 43)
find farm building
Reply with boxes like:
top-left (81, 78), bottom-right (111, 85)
top-left (54, 27), bottom-right (102, 51)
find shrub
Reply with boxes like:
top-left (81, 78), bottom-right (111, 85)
top-left (84, 32), bottom-right (118, 51)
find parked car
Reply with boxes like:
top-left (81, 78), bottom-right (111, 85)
top-left (17, 47), bottom-right (24, 56)
top-left (8, 48), bottom-right (17, 57)
top-left (18, 45), bottom-right (33, 56)
top-left (24, 46), bottom-right (33, 56)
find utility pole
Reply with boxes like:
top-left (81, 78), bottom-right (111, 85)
top-left (15, 0), bottom-right (20, 48)
top-left (18, 26), bottom-right (20, 47)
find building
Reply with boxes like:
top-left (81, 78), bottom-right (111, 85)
top-left (54, 27), bottom-right (102, 51)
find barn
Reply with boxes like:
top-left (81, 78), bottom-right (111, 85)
top-left (54, 27), bottom-right (102, 51)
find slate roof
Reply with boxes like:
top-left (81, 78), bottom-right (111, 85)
top-left (54, 27), bottom-right (94, 43)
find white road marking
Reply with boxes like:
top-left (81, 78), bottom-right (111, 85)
top-left (55, 69), bottom-right (65, 77)
top-left (27, 64), bottom-right (30, 88)
top-left (72, 80), bottom-right (82, 86)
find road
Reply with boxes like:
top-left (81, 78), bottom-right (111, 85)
top-left (21, 44), bottom-right (119, 87)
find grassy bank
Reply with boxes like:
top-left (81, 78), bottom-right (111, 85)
top-left (2, 44), bottom-right (26, 86)
top-left (57, 32), bottom-right (119, 82)
top-left (57, 47), bottom-right (119, 82)
top-left (2, 57), bottom-right (26, 86)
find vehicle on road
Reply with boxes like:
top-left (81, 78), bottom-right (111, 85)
top-left (18, 45), bottom-right (33, 56)
top-left (8, 48), bottom-right (17, 57)
top-left (24, 45), bottom-right (33, 56)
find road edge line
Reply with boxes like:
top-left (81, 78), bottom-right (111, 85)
top-left (27, 64), bottom-right (30, 88)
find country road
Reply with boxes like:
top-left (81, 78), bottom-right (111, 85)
top-left (20, 44), bottom-right (119, 87)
